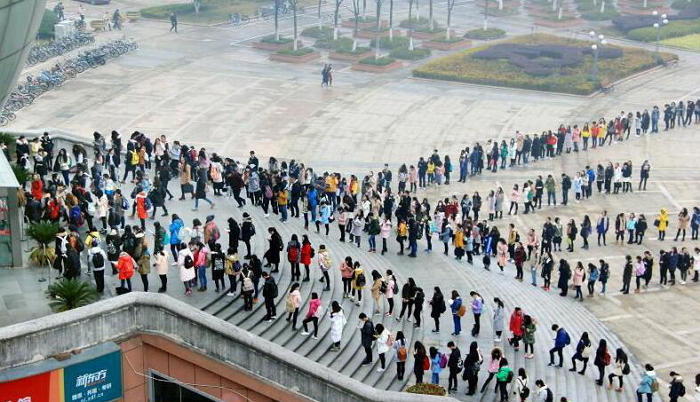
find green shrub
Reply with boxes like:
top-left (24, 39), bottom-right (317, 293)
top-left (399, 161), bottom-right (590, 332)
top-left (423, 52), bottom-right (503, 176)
top-left (0, 132), bottom-right (15, 156)
top-left (49, 279), bottom-right (99, 312)
top-left (27, 220), bottom-right (60, 245)
top-left (315, 37), bottom-right (353, 49)
top-left (671, 0), bottom-right (700, 9)
top-left (406, 383), bottom-right (447, 396)
top-left (37, 9), bottom-right (59, 39)
top-left (389, 47), bottom-right (431, 59)
top-left (430, 36), bottom-right (467, 43)
top-left (277, 47), bottom-right (314, 56)
top-left (12, 164), bottom-right (30, 185)
top-left (359, 56), bottom-right (397, 65)
top-left (575, 0), bottom-right (619, 20)
top-left (335, 43), bottom-right (371, 54)
top-left (464, 28), bottom-right (506, 40)
top-left (261, 35), bottom-right (294, 44)
top-left (140, 3), bottom-right (195, 19)
top-left (370, 36), bottom-right (411, 49)
top-left (399, 16), bottom-right (430, 27)
top-left (627, 18), bottom-right (700, 41)
top-left (302, 26), bottom-right (335, 39)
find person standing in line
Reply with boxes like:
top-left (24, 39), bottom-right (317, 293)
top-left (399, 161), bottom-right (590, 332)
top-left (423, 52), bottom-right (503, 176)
top-left (548, 324), bottom-right (570, 368)
top-left (413, 341), bottom-right (427, 384)
top-left (328, 301), bottom-right (345, 351)
top-left (449, 290), bottom-right (464, 336)
top-left (374, 323), bottom-right (391, 372)
top-left (668, 371), bottom-right (686, 402)
top-left (621, 255), bottom-right (633, 294)
top-left (492, 297), bottom-right (504, 342)
top-left (397, 277), bottom-right (416, 322)
top-left (430, 286), bottom-right (446, 333)
top-left (570, 332), bottom-right (591, 374)
top-left (393, 331), bottom-right (408, 380)
top-left (261, 271), bottom-right (278, 322)
top-left (300, 292), bottom-right (322, 339)
top-left (608, 349), bottom-right (630, 392)
top-left (463, 341), bottom-right (482, 395)
top-left (285, 283), bottom-right (302, 330)
top-left (359, 313), bottom-right (375, 365)
top-left (169, 12), bottom-right (178, 32)
top-left (508, 307), bottom-right (524, 351)
top-left (413, 286), bottom-right (424, 328)
top-left (447, 341), bottom-right (462, 393)
top-left (522, 314), bottom-right (537, 359)
top-left (480, 347), bottom-right (503, 393)
top-left (429, 347), bottom-right (444, 385)
top-left (513, 368), bottom-right (529, 402)
top-left (88, 239), bottom-right (108, 294)
top-left (635, 364), bottom-right (657, 402)
top-left (495, 358), bottom-right (513, 402)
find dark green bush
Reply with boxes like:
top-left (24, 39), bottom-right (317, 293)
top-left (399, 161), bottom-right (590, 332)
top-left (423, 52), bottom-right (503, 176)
top-left (37, 9), bottom-right (59, 39)
top-left (671, 0), bottom-right (700, 9)
top-left (389, 47), bottom-right (431, 59)
top-left (627, 18), bottom-right (700, 41)
top-left (359, 56), bottom-right (397, 65)
top-left (464, 28), bottom-right (506, 40)
top-left (370, 35), bottom-right (411, 49)
top-left (314, 37), bottom-right (353, 49)
top-left (261, 35), bottom-right (294, 44)
top-left (141, 3), bottom-right (196, 19)
top-left (302, 26), bottom-right (335, 39)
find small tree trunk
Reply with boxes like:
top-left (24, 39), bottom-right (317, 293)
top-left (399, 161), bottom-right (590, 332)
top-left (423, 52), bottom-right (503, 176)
top-left (293, 9), bottom-right (299, 50)
top-left (389, 0), bottom-right (394, 40)
top-left (275, 0), bottom-right (280, 40)
top-left (498, 0), bottom-right (503, 11)
top-left (334, 1), bottom-right (340, 39)
top-left (600, 0), bottom-right (605, 13)
top-left (557, 6), bottom-right (562, 19)
top-left (445, 0), bottom-right (452, 40)
top-left (318, 0), bottom-right (322, 28)
top-left (551, 0), bottom-right (557, 12)
top-left (375, 1), bottom-right (381, 58)
top-left (353, 18), bottom-right (359, 50)
top-left (429, 0), bottom-right (434, 30)
top-left (408, 0), bottom-right (415, 50)
top-left (643, 0), bottom-right (647, 7)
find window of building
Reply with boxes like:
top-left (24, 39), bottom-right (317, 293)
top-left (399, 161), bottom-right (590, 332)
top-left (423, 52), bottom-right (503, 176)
top-left (150, 371), bottom-right (222, 402)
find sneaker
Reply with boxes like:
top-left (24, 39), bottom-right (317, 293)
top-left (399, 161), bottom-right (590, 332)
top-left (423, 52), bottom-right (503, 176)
top-left (270, 315), bottom-right (277, 320)
top-left (407, 318), bottom-right (412, 322)
top-left (301, 331), bottom-right (310, 336)
top-left (312, 335), bottom-right (318, 340)
top-left (377, 367), bottom-right (386, 372)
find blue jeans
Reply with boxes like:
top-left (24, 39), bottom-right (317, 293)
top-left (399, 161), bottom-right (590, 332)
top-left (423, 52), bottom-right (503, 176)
top-left (194, 197), bottom-right (213, 209)
top-left (409, 240), bottom-right (417, 256)
top-left (452, 314), bottom-right (461, 334)
top-left (600, 281), bottom-right (607, 294)
top-left (279, 205), bottom-right (288, 221)
top-left (368, 235), bottom-right (376, 250)
top-left (310, 207), bottom-right (317, 222)
top-left (197, 266), bottom-right (207, 288)
top-left (652, 119), bottom-right (658, 133)
top-left (531, 269), bottom-right (537, 285)
top-left (431, 372), bottom-right (440, 384)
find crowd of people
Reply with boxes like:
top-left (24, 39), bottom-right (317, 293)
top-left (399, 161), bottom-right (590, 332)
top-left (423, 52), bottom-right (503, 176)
top-left (6, 95), bottom-right (700, 400)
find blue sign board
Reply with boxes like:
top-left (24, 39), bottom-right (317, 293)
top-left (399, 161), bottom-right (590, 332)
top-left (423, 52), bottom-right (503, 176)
top-left (62, 350), bottom-right (122, 402)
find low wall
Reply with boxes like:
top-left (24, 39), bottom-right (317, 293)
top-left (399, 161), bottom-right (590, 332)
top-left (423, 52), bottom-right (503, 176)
top-left (0, 293), bottom-right (458, 402)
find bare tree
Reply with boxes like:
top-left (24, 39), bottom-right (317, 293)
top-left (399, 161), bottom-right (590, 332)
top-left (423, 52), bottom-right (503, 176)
top-left (408, 0), bottom-right (415, 50)
top-left (274, 0), bottom-right (281, 40)
top-left (483, 0), bottom-right (488, 30)
top-left (334, 0), bottom-right (344, 39)
top-left (290, 0), bottom-right (301, 50)
top-left (193, 0), bottom-right (202, 13)
top-left (389, 0), bottom-right (394, 40)
top-left (349, 0), bottom-right (362, 50)
top-left (445, 0), bottom-right (456, 39)
top-left (318, 0), bottom-right (323, 28)
top-left (373, 0), bottom-right (384, 58)
top-left (429, 0), bottom-right (434, 30)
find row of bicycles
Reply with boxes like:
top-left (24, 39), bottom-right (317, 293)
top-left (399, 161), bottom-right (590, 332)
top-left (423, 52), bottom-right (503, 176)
top-left (1, 38), bottom-right (138, 126)
top-left (26, 32), bottom-right (96, 66)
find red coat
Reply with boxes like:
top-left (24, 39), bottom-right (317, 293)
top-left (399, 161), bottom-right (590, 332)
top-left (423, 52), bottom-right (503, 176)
top-left (136, 194), bottom-right (148, 220)
top-left (31, 180), bottom-right (43, 200)
top-left (509, 311), bottom-right (524, 336)
top-left (117, 254), bottom-right (135, 280)
top-left (300, 243), bottom-right (312, 266)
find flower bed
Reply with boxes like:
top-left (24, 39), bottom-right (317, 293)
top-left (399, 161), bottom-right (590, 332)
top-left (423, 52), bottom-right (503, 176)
top-left (355, 28), bottom-right (401, 39)
top-left (341, 16), bottom-right (387, 29)
top-left (352, 56), bottom-right (403, 72)
top-left (661, 32), bottom-right (700, 49)
top-left (314, 37), bottom-right (352, 50)
top-left (389, 47), bottom-right (431, 59)
top-left (406, 383), bottom-right (447, 396)
top-left (269, 47), bottom-right (321, 63)
top-left (464, 28), bottom-right (506, 40)
top-left (301, 26), bottom-right (335, 39)
top-left (329, 42), bottom-right (373, 61)
top-left (412, 33), bottom-right (676, 95)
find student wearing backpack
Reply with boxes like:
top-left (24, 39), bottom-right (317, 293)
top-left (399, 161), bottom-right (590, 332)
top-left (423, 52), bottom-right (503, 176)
top-left (359, 313), bottom-right (375, 365)
top-left (374, 323), bottom-right (391, 372)
top-left (301, 292), bottom-right (322, 339)
top-left (413, 341), bottom-right (428, 384)
top-left (429, 347), bottom-right (445, 385)
top-left (300, 235), bottom-right (313, 282)
top-left (669, 371), bottom-right (686, 402)
top-left (210, 243), bottom-right (226, 292)
top-left (116, 251), bottom-right (136, 292)
top-left (393, 331), bottom-right (408, 380)
top-left (262, 271), bottom-right (278, 322)
top-left (463, 341), bottom-right (483, 395)
top-left (570, 332), bottom-right (592, 374)
top-left (241, 265), bottom-right (255, 310)
top-left (178, 243), bottom-right (195, 296)
top-left (495, 358), bottom-right (513, 402)
top-left (285, 283), bottom-right (302, 330)
top-left (535, 379), bottom-right (554, 402)
top-left (351, 262), bottom-right (366, 306)
top-left (430, 286), bottom-right (446, 333)
top-left (449, 290), bottom-right (464, 336)
top-left (224, 249), bottom-right (240, 296)
top-left (594, 339), bottom-right (611, 386)
top-left (371, 270), bottom-right (385, 315)
top-left (480, 347), bottom-right (503, 393)
top-left (447, 341), bottom-right (462, 393)
top-left (134, 187), bottom-right (148, 230)
top-left (514, 368), bottom-right (529, 402)
top-left (287, 235), bottom-right (302, 282)
top-left (608, 349), bottom-right (629, 392)
top-left (384, 270), bottom-right (397, 317)
top-left (88, 239), bottom-right (108, 293)
top-left (636, 364), bottom-right (657, 402)
top-left (548, 324), bottom-right (570, 368)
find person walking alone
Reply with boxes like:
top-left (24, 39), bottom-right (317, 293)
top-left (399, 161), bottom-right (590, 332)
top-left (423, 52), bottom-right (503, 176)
top-left (169, 12), bottom-right (178, 33)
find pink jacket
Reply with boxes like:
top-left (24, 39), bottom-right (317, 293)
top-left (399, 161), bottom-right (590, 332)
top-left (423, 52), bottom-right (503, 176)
top-left (306, 298), bottom-right (322, 318)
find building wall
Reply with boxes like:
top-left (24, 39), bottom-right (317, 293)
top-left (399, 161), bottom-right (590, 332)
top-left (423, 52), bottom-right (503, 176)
top-left (0, 0), bottom-right (46, 105)
top-left (120, 334), bottom-right (312, 402)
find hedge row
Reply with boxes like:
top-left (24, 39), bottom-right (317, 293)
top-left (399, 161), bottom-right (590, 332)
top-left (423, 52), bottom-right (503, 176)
top-left (389, 47), bottom-right (431, 60)
top-left (627, 17), bottom-right (700, 41)
top-left (464, 28), bottom-right (506, 40)
top-left (141, 3), bottom-right (196, 19)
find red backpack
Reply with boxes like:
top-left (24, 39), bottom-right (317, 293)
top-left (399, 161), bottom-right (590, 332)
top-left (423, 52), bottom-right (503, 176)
top-left (422, 355), bottom-right (430, 370)
top-left (288, 246), bottom-right (299, 262)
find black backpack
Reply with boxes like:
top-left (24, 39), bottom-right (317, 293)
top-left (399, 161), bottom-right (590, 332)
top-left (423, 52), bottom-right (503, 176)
top-left (545, 388), bottom-right (554, 402)
top-left (91, 252), bottom-right (105, 269)
top-left (506, 371), bottom-right (514, 383)
top-left (184, 255), bottom-right (194, 268)
top-left (355, 272), bottom-right (366, 287)
top-left (270, 282), bottom-right (279, 298)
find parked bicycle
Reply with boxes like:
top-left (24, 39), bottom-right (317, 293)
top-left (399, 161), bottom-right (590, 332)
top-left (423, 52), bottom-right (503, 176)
top-left (229, 13), bottom-right (251, 25)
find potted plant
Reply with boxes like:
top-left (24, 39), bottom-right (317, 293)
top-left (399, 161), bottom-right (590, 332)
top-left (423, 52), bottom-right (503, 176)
top-left (48, 279), bottom-right (99, 312)
top-left (27, 220), bottom-right (60, 267)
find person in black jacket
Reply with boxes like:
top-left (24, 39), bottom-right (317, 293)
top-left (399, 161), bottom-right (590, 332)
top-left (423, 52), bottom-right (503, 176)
top-left (561, 174), bottom-right (571, 206)
top-left (430, 286), bottom-right (446, 333)
top-left (462, 341), bottom-right (481, 395)
top-left (265, 227), bottom-right (283, 272)
top-left (413, 287), bottom-right (424, 328)
top-left (227, 217), bottom-right (240, 254)
top-left (240, 213), bottom-right (255, 259)
top-left (447, 341), bottom-right (462, 392)
top-left (261, 272), bottom-right (277, 322)
top-left (397, 278), bottom-right (416, 322)
top-left (359, 313), bottom-right (375, 365)
top-left (635, 215), bottom-right (648, 244)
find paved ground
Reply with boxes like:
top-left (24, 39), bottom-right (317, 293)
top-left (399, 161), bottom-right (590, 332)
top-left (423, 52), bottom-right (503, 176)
top-left (4, 0), bottom-right (700, 400)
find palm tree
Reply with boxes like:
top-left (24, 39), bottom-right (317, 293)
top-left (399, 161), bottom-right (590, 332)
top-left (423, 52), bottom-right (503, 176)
top-left (27, 220), bottom-right (60, 267)
top-left (49, 279), bottom-right (99, 312)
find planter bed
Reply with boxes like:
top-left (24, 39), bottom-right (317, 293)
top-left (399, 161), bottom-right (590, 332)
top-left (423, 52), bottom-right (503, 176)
top-left (423, 38), bottom-right (471, 50)
top-left (534, 17), bottom-right (582, 27)
top-left (352, 59), bottom-right (403, 72)
top-left (355, 28), bottom-right (402, 39)
top-left (329, 50), bottom-right (374, 61)
top-left (410, 29), bottom-right (447, 40)
top-left (341, 19), bottom-right (388, 29)
top-left (253, 40), bottom-right (303, 51)
top-left (270, 51), bottom-right (321, 63)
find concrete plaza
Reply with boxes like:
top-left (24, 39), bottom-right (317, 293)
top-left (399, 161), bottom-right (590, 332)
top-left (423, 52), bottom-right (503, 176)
top-left (4, 0), bottom-right (700, 400)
